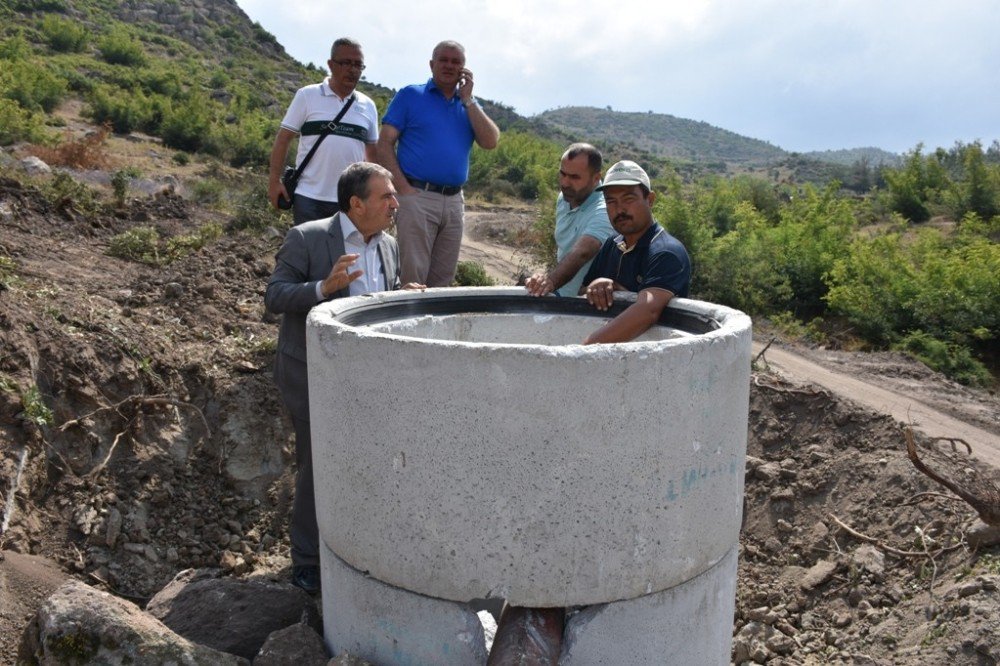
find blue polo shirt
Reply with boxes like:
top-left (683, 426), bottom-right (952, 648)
top-left (554, 189), bottom-right (614, 297)
top-left (582, 222), bottom-right (691, 297)
top-left (382, 78), bottom-right (475, 187)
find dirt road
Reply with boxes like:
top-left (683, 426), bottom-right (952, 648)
top-left (755, 342), bottom-right (1000, 469)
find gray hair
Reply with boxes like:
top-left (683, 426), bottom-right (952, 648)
top-left (338, 162), bottom-right (392, 212)
top-left (331, 37), bottom-right (362, 58)
top-left (432, 40), bottom-right (465, 60)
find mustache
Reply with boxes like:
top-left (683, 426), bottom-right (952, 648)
top-left (613, 214), bottom-right (633, 223)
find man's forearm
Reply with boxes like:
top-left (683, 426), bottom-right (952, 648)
top-left (269, 129), bottom-right (295, 183)
top-left (376, 138), bottom-right (408, 187)
top-left (583, 289), bottom-right (673, 345)
top-left (466, 101), bottom-right (500, 150)
top-left (547, 237), bottom-right (602, 291)
top-left (583, 302), bottom-right (658, 344)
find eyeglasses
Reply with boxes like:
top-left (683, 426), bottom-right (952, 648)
top-left (332, 59), bottom-right (366, 70)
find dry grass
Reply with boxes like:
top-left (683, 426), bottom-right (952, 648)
top-left (30, 124), bottom-right (112, 170)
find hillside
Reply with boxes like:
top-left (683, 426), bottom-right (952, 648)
top-left (536, 105), bottom-right (787, 168)
top-left (3, 3), bottom-right (1000, 662)
top-left (3, 136), bottom-right (1000, 662)
top-left (533, 105), bottom-right (901, 188)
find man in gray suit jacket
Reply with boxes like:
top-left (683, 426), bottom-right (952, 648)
top-left (265, 162), bottom-right (420, 593)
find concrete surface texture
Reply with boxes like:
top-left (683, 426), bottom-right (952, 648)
top-left (560, 546), bottom-right (739, 665)
top-left (307, 288), bottom-right (752, 607)
top-left (320, 541), bottom-right (488, 665)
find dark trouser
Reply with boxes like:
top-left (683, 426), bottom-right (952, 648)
top-left (290, 414), bottom-right (318, 567)
top-left (293, 194), bottom-right (339, 226)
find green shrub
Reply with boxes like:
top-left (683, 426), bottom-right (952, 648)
top-left (86, 84), bottom-right (164, 135)
top-left (111, 167), bottom-right (140, 207)
top-left (98, 27), bottom-right (146, 67)
top-left (43, 172), bottom-right (102, 217)
top-left (108, 222), bottom-right (221, 266)
top-left (0, 59), bottom-right (67, 112)
top-left (40, 14), bottom-right (88, 53)
top-left (453, 261), bottom-right (495, 287)
top-left (166, 223), bottom-right (222, 260)
top-left (139, 65), bottom-right (183, 98)
top-left (0, 32), bottom-right (31, 60)
top-left (160, 94), bottom-right (212, 152)
top-left (231, 184), bottom-right (283, 231)
top-left (192, 178), bottom-right (224, 204)
top-left (0, 255), bottom-right (19, 289)
top-left (21, 385), bottom-right (54, 427)
top-left (108, 227), bottom-right (161, 264)
top-left (205, 109), bottom-right (272, 167)
top-left (0, 98), bottom-right (49, 145)
top-left (529, 184), bottom-right (558, 267)
top-left (894, 331), bottom-right (992, 387)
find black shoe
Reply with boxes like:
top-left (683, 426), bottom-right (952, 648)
top-left (292, 565), bottom-right (320, 594)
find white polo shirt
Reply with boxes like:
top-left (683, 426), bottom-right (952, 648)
top-left (280, 79), bottom-right (379, 203)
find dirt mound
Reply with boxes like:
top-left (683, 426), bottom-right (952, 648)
top-left (2, 154), bottom-right (1000, 663)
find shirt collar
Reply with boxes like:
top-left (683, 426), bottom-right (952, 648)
top-left (322, 77), bottom-right (355, 102)
top-left (613, 223), bottom-right (662, 254)
top-left (426, 78), bottom-right (460, 103)
top-left (339, 212), bottom-right (382, 246)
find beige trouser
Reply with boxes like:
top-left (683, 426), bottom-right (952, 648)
top-left (395, 188), bottom-right (464, 287)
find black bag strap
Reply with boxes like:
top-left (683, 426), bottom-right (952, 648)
top-left (288, 93), bottom-right (356, 184)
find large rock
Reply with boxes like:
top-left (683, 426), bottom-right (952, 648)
top-left (17, 579), bottom-right (246, 665)
top-left (146, 568), bottom-right (320, 660)
top-left (0, 551), bottom-right (69, 662)
top-left (253, 623), bottom-right (328, 666)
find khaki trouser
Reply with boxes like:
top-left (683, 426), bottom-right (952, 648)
top-left (395, 188), bottom-right (464, 287)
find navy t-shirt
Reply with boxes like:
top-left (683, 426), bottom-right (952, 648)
top-left (581, 223), bottom-right (691, 297)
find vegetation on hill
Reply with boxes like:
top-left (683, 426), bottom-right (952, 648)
top-left (1, 0), bottom-right (997, 385)
top-left (537, 106), bottom-right (787, 167)
top-left (802, 146), bottom-right (902, 167)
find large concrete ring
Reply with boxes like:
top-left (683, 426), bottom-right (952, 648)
top-left (307, 287), bottom-right (751, 607)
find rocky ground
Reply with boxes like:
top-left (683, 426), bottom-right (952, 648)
top-left (2, 126), bottom-right (1000, 664)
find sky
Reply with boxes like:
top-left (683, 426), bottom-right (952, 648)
top-left (236, 0), bottom-right (1000, 154)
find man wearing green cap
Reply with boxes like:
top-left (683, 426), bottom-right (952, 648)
top-left (580, 160), bottom-right (691, 344)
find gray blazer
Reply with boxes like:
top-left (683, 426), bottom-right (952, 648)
top-left (264, 213), bottom-right (401, 419)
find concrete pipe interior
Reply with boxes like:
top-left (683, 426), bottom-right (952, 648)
top-left (307, 287), bottom-right (752, 607)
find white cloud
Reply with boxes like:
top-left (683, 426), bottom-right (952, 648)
top-left (237, 0), bottom-right (1000, 152)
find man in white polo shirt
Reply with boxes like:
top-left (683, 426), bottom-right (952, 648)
top-left (268, 37), bottom-right (380, 224)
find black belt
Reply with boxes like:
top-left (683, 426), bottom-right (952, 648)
top-left (406, 177), bottom-right (462, 196)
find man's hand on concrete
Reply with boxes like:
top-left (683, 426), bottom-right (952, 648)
top-left (584, 277), bottom-right (616, 311)
top-left (524, 272), bottom-right (553, 297)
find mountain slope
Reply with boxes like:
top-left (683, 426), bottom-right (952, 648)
top-left (535, 106), bottom-right (787, 167)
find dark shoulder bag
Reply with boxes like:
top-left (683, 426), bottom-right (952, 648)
top-left (276, 94), bottom-right (356, 210)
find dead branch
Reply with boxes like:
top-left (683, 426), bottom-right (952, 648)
top-left (915, 524), bottom-right (940, 597)
top-left (905, 427), bottom-right (1000, 526)
top-left (901, 491), bottom-right (968, 507)
top-left (829, 513), bottom-right (963, 559)
top-left (59, 394), bottom-right (211, 439)
top-left (83, 430), bottom-right (128, 480)
top-left (930, 436), bottom-right (973, 455)
top-left (752, 374), bottom-right (828, 397)
top-left (753, 336), bottom-right (776, 367)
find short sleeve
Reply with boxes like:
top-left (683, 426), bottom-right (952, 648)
top-left (280, 88), bottom-right (307, 133)
top-left (639, 248), bottom-right (689, 296)
top-left (381, 87), bottom-right (413, 131)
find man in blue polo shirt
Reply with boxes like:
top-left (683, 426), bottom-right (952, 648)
top-left (525, 143), bottom-right (615, 298)
top-left (580, 160), bottom-right (691, 344)
top-left (377, 40), bottom-right (500, 287)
